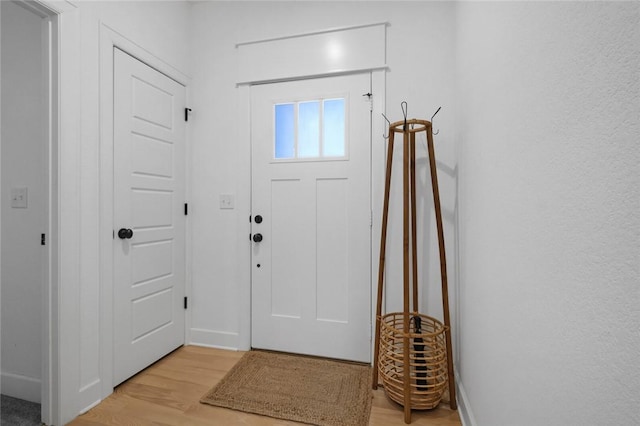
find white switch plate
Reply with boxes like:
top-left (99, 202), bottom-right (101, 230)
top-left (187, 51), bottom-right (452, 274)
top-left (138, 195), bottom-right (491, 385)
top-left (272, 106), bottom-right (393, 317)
top-left (11, 187), bottom-right (28, 208)
top-left (220, 193), bottom-right (235, 209)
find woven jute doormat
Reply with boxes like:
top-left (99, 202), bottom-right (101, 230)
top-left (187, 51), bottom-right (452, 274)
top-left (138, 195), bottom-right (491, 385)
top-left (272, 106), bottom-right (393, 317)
top-left (200, 350), bottom-right (373, 426)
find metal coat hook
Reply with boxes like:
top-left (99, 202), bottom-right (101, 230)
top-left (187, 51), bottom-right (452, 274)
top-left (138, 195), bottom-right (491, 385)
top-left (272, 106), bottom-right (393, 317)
top-left (431, 106), bottom-right (442, 135)
top-left (401, 101), bottom-right (408, 130)
top-left (382, 113), bottom-right (391, 139)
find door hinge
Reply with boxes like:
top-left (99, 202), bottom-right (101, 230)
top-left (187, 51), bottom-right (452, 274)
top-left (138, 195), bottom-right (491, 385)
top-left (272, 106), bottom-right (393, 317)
top-left (41, 233), bottom-right (46, 246)
top-left (184, 296), bottom-right (188, 309)
top-left (363, 92), bottom-right (373, 111)
top-left (185, 108), bottom-right (192, 122)
top-left (184, 203), bottom-right (188, 215)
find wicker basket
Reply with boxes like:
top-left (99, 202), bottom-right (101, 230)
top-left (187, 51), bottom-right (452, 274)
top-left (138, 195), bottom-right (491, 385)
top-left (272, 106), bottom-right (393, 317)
top-left (378, 312), bottom-right (448, 410)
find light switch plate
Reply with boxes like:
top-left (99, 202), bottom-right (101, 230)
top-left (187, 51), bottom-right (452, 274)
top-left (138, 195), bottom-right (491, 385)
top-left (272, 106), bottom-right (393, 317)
top-left (11, 187), bottom-right (28, 208)
top-left (220, 193), bottom-right (235, 209)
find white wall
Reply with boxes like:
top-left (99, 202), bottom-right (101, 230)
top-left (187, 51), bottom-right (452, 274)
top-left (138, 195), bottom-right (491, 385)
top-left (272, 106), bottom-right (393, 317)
top-left (54, 1), bottom-right (192, 422)
top-left (188, 1), bottom-right (457, 351)
top-left (0, 0), bottom-right (45, 403)
top-left (455, 2), bottom-right (639, 425)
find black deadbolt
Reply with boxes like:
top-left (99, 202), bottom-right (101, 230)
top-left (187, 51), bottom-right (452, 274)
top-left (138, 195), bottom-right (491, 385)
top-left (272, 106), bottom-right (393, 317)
top-left (254, 215), bottom-right (263, 224)
top-left (252, 233), bottom-right (263, 243)
top-left (118, 228), bottom-right (134, 239)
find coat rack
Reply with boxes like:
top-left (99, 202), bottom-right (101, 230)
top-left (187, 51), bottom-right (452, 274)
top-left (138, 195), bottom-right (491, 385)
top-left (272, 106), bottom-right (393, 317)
top-left (372, 112), bottom-right (457, 424)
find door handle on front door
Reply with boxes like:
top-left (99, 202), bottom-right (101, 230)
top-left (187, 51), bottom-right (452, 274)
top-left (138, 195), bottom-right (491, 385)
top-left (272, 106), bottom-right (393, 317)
top-left (252, 233), bottom-right (263, 243)
top-left (118, 228), bottom-right (134, 239)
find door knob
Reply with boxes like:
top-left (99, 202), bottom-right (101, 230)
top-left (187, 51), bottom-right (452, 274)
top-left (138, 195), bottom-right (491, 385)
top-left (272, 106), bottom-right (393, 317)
top-left (118, 228), bottom-right (134, 239)
top-left (254, 215), bottom-right (263, 224)
top-left (252, 233), bottom-right (263, 243)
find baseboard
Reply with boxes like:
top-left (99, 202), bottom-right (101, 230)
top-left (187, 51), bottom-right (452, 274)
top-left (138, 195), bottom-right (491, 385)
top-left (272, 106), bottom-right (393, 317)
top-left (189, 328), bottom-right (240, 350)
top-left (456, 375), bottom-right (477, 426)
top-left (1, 371), bottom-right (41, 403)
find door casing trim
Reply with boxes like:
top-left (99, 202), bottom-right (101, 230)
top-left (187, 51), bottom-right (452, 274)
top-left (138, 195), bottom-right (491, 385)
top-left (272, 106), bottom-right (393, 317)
top-left (2, 1), bottom-right (61, 423)
top-left (235, 23), bottom-right (387, 355)
top-left (237, 76), bottom-right (386, 355)
top-left (98, 22), bottom-right (192, 401)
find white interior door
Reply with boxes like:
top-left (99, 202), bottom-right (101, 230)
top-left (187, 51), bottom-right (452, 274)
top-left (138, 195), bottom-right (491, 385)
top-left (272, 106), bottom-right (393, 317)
top-left (251, 73), bottom-right (372, 363)
top-left (113, 48), bottom-right (186, 385)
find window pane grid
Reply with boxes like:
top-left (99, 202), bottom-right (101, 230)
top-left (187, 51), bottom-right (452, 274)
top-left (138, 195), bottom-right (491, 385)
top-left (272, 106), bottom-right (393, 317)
top-left (323, 98), bottom-right (345, 157)
top-left (274, 97), bottom-right (346, 160)
top-left (275, 103), bottom-right (295, 159)
top-left (298, 101), bottom-right (320, 158)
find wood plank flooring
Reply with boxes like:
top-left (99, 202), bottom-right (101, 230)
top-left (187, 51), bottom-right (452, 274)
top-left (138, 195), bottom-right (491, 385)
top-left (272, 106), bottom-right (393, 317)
top-left (69, 346), bottom-right (461, 426)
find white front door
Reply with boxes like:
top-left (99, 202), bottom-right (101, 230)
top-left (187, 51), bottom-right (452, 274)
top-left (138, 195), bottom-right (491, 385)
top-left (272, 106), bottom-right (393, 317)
top-left (113, 48), bottom-right (186, 385)
top-left (251, 74), bottom-right (372, 363)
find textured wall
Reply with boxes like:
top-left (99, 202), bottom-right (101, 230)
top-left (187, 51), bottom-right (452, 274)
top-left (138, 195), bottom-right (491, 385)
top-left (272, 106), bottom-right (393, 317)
top-left (455, 2), bottom-right (639, 425)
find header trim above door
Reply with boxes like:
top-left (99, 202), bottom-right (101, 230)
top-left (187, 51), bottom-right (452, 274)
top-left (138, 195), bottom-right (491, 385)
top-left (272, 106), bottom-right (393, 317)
top-left (236, 22), bottom-right (387, 85)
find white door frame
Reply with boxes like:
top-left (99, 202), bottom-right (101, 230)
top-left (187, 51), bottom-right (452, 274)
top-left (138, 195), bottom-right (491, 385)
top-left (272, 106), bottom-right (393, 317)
top-left (1, 1), bottom-right (61, 423)
top-left (235, 23), bottom-right (387, 354)
top-left (98, 23), bottom-right (192, 398)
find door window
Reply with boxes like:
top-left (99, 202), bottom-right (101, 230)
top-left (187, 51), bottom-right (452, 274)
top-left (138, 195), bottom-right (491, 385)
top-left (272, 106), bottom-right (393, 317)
top-left (274, 98), bottom-right (346, 160)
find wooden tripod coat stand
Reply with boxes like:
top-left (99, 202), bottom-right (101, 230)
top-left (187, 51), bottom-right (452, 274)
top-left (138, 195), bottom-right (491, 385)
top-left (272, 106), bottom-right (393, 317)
top-left (372, 119), bottom-right (457, 423)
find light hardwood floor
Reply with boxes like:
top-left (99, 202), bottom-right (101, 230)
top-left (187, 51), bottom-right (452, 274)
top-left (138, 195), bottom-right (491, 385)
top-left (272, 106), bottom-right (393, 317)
top-left (69, 346), bottom-right (461, 426)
